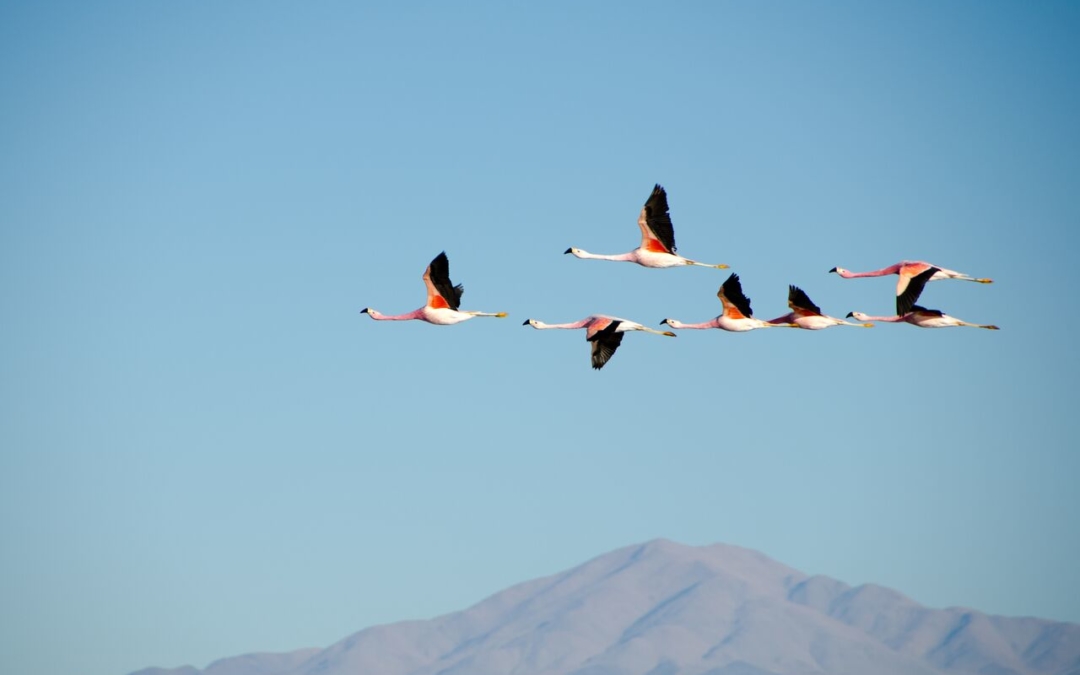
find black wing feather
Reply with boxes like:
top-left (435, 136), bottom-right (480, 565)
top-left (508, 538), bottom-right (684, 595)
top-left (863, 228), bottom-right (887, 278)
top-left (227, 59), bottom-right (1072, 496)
top-left (643, 184), bottom-right (677, 253)
top-left (910, 305), bottom-right (945, 317)
top-left (429, 252), bottom-right (464, 311)
top-left (896, 267), bottom-right (939, 316)
top-left (787, 285), bottom-right (821, 314)
top-left (587, 320), bottom-right (624, 370)
top-left (722, 273), bottom-right (754, 318)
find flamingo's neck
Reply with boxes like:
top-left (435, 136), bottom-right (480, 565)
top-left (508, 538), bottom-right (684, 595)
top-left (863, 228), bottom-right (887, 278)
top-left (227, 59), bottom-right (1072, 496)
top-left (532, 320), bottom-right (588, 330)
top-left (367, 308), bottom-right (424, 321)
top-left (860, 314), bottom-right (903, 323)
top-left (667, 319), bottom-right (719, 329)
top-left (573, 249), bottom-right (637, 262)
top-left (840, 264), bottom-right (902, 278)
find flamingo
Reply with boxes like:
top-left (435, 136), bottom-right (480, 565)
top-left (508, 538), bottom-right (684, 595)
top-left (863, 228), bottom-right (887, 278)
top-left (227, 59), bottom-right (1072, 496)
top-left (847, 267), bottom-right (999, 329)
top-left (522, 315), bottom-right (676, 370)
top-left (660, 273), bottom-right (798, 332)
top-left (564, 184), bottom-right (728, 269)
top-left (767, 285), bottom-right (874, 329)
top-left (829, 261), bottom-right (992, 316)
top-left (847, 308), bottom-right (1000, 330)
top-left (360, 252), bottom-right (507, 325)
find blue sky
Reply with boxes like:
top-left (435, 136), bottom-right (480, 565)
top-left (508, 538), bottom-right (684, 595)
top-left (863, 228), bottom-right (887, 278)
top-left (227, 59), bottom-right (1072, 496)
top-left (1, 2), bottom-right (1078, 675)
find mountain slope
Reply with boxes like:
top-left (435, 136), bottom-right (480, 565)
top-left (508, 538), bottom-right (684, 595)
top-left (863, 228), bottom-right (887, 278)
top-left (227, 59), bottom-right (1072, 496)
top-left (129, 540), bottom-right (1080, 675)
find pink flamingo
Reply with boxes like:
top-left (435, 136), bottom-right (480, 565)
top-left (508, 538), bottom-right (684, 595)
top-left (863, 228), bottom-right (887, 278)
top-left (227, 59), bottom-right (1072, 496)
top-left (360, 252), bottom-right (507, 325)
top-left (847, 267), bottom-right (999, 329)
top-left (829, 260), bottom-right (992, 316)
top-left (522, 315), bottom-right (676, 370)
top-left (565, 184), bottom-right (728, 269)
top-left (767, 285), bottom-right (874, 329)
top-left (847, 308), bottom-right (1000, 330)
top-left (661, 273), bottom-right (798, 332)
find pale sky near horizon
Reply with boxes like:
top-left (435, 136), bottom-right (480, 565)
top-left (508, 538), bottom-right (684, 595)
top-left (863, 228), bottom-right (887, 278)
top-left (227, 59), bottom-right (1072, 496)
top-left (1, 3), bottom-right (1078, 675)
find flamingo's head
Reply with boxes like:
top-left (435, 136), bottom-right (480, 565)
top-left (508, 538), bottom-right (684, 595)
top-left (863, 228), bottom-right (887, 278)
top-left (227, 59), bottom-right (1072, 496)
top-left (564, 247), bottom-right (583, 257)
top-left (846, 311), bottom-right (870, 321)
top-left (523, 318), bottom-right (538, 327)
top-left (829, 266), bottom-right (848, 276)
top-left (659, 318), bottom-right (673, 326)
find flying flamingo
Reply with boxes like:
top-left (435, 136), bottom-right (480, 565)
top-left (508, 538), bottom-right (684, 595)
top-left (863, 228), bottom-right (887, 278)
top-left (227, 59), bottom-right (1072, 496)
top-left (660, 273), bottom-right (798, 332)
top-left (829, 260), bottom-right (992, 316)
top-left (767, 285), bottom-right (874, 329)
top-left (847, 267), bottom-right (999, 329)
top-left (360, 252), bottom-right (507, 325)
top-left (522, 315), bottom-right (676, 370)
top-left (847, 309), bottom-right (1000, 330)
top-left (564, 184), bottom-right (728, 269)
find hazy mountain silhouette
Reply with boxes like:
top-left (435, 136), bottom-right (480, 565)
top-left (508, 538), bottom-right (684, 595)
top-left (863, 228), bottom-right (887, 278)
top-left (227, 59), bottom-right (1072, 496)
top-left (129, 540), bottom-right (1080, 675)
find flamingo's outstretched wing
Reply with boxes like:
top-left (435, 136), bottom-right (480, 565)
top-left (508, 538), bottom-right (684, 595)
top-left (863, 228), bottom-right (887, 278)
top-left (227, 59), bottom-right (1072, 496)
top-left (637, 184), bottom-right (676, 254)
top-left (586, 318), bottom-right (624, 370)
top-left (717, 273), bottom-right (753, 319)
top-left (788, 285), bottom-right (822, 316)
top-left (896, 266), bottom-right (939, 316)
top-left (895, 261), bottom-right (935, 299)
top-left (423, 252), bottom-right (464, 310)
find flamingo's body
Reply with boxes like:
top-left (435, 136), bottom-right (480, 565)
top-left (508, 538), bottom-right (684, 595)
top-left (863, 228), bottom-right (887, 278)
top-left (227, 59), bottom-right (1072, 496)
top-left (847, 267), bottom-right (999, 329)
top-left (360, 252), bottom-right (507, 325)
top-left (661, 273), bottom-right (798, 332)
top-left (565, 185), bottom-right (728, 269)
top-left (829, 260), bottom-right (992, 316)
top-left (767, 285), bottom-right (873, 329)
top-left (522, 314), bottom-right (676, 370)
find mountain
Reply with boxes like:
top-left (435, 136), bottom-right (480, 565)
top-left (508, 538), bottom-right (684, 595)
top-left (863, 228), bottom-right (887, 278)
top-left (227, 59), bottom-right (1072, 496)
top-left (129, 539), bottom-right (1080, 675)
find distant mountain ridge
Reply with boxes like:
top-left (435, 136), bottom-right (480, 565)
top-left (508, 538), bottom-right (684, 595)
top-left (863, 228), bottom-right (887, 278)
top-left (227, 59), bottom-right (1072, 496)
top-left (130, 539), bottom-right (1080, 675)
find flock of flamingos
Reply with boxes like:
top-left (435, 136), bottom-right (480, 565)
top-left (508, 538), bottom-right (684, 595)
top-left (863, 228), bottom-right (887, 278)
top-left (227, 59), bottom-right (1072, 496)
top-left (361, 185), bottom-right (998, 369)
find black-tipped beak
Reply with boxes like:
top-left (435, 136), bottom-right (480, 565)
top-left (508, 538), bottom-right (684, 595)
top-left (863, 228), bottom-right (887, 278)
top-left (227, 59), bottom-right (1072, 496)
top-left (828, 267), bottom-right (838, 273)
top-left (659, 319), bottom-right (669, 326)
top-left (522, 319), bottom-right (530, 326)
top-left (360, 308), bottom-right (369, 314)
top-left (563, 248), bottom-right (572, 254)
top-left (845, 312), bottom-right (854, 318)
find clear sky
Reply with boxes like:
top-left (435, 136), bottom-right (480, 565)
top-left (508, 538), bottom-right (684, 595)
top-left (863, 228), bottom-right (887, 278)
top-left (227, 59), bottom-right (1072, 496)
top-left (1, 2), bottom-right (1078, 675)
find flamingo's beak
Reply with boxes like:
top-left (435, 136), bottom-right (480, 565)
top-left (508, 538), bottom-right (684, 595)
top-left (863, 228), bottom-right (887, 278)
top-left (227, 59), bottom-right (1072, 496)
top-left (522, 319), bottom-right (531, 326)
top-left (829, 267), bottom-right (838, 273)
top-left (659, 319), bottom-right (670, 326)
top-left (845, 312), bottom-right (855, 318)
top-left (563, 248), bottom-right (573, 254)
top-left (360, 308), bottom-right (370, 314)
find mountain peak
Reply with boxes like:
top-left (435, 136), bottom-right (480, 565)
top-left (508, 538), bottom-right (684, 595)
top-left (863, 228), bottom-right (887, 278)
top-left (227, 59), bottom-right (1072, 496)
top-left (129, 541), bottom-right (1080, 675)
